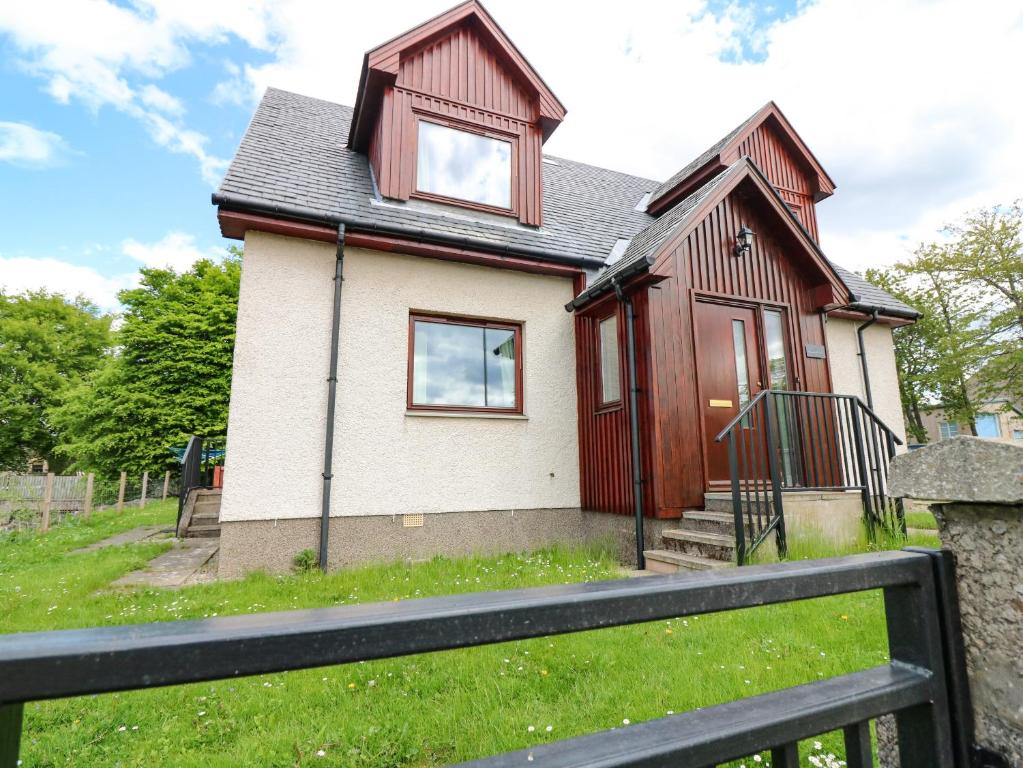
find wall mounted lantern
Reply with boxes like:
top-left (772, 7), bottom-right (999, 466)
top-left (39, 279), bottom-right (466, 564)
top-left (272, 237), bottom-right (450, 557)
top-left (734, 226), bottom-right (755, 258)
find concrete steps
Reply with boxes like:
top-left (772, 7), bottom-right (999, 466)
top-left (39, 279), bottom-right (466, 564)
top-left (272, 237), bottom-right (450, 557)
top-left (642, 495), bottom-right (742, 573)
top-left (644, 549), bottom-right (730, 573)
top-left (182, 488), bottom-right (221, 539)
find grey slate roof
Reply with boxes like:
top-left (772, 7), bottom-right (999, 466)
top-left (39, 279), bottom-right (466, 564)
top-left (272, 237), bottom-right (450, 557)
top-left (646, 105), bottom-right (763, 207)
top-left (215, 87), bottom-right (917, 318)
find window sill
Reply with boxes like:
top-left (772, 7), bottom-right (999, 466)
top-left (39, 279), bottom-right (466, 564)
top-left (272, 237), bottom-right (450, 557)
top-left (405, 410), bottom-right (528, 421)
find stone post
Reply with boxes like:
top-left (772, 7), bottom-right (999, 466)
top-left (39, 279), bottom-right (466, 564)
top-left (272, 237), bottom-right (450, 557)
top-left (881, 437), bottom-right (1022, 767)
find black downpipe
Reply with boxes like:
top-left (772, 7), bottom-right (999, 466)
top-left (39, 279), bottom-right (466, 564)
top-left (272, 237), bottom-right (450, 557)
top-left (856, 310), bottom-right (879, 410)
top-left (613, 279), bottom-right (646, 570)
top-left (320, 224), bottom-right (346, 572)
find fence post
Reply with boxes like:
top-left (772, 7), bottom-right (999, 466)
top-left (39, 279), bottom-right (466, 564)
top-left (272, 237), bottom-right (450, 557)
top-left (40, 472), bottom-right (55, 532)
top-left (162, 470), bottom-right (170, 501)
top-left (140, 471), bottom-right (149, 509)
top-left (116, 471), bottom-right (127, 513)
top-left (83, 473), bottom-right (94, 518)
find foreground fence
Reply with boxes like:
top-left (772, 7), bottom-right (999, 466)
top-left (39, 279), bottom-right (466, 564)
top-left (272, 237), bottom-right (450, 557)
top-left (0, 549), bottom-right (972, 767)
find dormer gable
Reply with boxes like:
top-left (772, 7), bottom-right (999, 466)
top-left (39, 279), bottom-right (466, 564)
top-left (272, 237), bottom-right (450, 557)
top-left (646, 102), bottom-right (835, 241)
top-left (348, 0), bottom-right (565, 226)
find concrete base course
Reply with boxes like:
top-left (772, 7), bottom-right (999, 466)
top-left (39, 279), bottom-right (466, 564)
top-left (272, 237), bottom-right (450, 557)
top-left (217, 508), bottom-right (680, 578)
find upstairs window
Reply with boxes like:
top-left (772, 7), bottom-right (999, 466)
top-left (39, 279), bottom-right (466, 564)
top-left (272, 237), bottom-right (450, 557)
top-left (975, 413), bottom-right (1001, 438)
top-left (416, 120), bottom-right (512, 209)
top-left (939, 421), bottom-right (959, 440)
top-left (409, 313), bottom-right (521, 413)
top-left (598, 315), bottom-right (621, 406)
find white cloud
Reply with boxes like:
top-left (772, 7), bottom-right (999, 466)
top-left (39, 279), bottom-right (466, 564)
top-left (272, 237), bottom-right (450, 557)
top-left (122, 231), bottom-right (224, 272)
top-left (0, 255), bottom-right (136, 310)
top-left (139, 84), bottom-right (185, 116)
top-left (0, 121), bottom-right (71, 168)
top-left (1, 0), bottom-right (1020, 271)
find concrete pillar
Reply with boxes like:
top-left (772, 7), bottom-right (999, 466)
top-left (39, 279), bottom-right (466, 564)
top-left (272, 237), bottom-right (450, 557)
top-left (882, 436), bottom-right (1023, 767)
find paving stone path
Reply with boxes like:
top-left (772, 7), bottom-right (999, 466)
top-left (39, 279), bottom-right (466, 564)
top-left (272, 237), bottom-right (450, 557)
top-left (111, 539), bottom-right (220, 589)
top-left (70, 525), bottom-right (174, 554)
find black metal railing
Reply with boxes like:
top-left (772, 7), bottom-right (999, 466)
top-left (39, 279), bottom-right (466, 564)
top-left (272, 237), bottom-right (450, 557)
top-left (715, 391), bottom-right (906, 564)
top-left (175, 435), bottom-right (226, 529)
top-left (0, 549), bottom-right (974, 767)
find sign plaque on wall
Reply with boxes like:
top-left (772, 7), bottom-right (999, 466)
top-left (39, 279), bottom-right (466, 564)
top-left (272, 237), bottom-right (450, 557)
top-left (804, 343), bottom-right (827, 360)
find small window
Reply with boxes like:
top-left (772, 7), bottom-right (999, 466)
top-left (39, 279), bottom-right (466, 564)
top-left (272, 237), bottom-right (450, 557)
top-left (975, 413), bottom-right (1001, 438)
top-left (416, 121), bottom-right (512, 209)
top-left (939, 421), bottom-right (960, 440)
top-left (1012, 429), bottom-right (1023, 441)
top-left (409, 314), bottom-right (521, 412)
top-left (599, 316), bottom-right (621, 405)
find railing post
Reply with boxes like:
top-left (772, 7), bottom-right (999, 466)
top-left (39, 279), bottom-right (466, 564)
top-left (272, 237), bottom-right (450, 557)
top-left (850, 402), bottom-right (874, 531)
top-left (882, 558), bottom-right (955, 766)
top-left (0, 702), bottom-right (23, 768)
top-left (727, 431), bottom-right (746, 565)
top-left (762, 393), bottom-right (787, 557)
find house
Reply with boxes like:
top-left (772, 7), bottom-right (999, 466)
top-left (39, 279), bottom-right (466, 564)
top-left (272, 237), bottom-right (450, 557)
top-left (211, 0), bottom-right (919, 576)
top-left (911, 380), bottom-right (1023, 446)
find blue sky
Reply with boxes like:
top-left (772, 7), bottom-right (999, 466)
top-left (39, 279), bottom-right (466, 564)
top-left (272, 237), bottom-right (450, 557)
top-left (1, 0), bottom-right (1020, 309)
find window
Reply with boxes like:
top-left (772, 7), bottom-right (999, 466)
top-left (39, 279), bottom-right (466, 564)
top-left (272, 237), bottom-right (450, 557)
top-left (1013, 429), bottom-right (1023, 441)
top-left (409, 314), bottom-right (521, 412)
top-left (975, 413), bottom-right (1001, 439)
top-left (731, 320), bottom-right (751, 410)
top-left (763, 310), bottom-right (789, 390)
top-left (598, 316), bottom-right (621, 405)
top-left (939, 421), bottom-right (959, 440)
top-left (416, 120), bottom-right (512, 209)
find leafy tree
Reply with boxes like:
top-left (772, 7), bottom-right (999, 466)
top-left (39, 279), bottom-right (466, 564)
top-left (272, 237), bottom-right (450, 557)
top-left (941, 202), bottom-right (1023, 402)
top-left (0, 292), bottom-right (111, 471)
top-left (53, 251), bottom-right (240, 475)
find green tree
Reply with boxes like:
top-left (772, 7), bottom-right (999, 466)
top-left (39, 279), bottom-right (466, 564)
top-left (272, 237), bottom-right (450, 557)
top-left (53, 251), bottom-right (241, 475)
top-left (0, 292), bottom-right (111, 471)
top-left (941, 202), bottom-right (1023, 402)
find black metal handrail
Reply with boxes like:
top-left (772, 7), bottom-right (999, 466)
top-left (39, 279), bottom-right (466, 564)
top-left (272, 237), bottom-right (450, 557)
top-left (0, 550), bottom-right (972, 767)
top-left (715, 391), bottom-right (907, 564)
top-left (176, 435), bottom-right (203, 529)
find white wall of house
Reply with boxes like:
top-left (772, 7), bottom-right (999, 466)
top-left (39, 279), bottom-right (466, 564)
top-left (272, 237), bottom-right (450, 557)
top-left (825, 317), bottom-right (907, 450)
top-left (220, 232), bottom-right (581, 523)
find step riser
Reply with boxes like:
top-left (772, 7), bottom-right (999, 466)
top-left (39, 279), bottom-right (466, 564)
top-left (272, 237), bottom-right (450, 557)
top-left (679, 517), bottom-right (740, 535)
top-left (705, 497), bottom-right (776, 515)
top-left (193, 502), bottom-right (221, 513)
top-left (662, 537), bottom-right (734, 561)
top-left (185, 527), bottom-right (220, 538)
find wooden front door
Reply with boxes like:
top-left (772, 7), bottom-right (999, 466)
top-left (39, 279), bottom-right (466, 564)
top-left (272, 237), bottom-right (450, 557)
top-left (695, 300), bottom-right (764, 485)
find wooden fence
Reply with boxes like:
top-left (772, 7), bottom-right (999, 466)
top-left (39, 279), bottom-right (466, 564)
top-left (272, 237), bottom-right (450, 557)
top-left (0, 470), bottom-right (178, 533)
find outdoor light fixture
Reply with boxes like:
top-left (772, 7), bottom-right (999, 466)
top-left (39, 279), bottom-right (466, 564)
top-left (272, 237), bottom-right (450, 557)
top-left (734, 226), bottom-right (755, 258)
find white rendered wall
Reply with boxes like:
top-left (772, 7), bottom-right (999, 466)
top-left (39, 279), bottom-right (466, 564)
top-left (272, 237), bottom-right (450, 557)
top-left (825, 317), bottom-right (908, 450)
top-left (220, 232), bottom-right (581, 523)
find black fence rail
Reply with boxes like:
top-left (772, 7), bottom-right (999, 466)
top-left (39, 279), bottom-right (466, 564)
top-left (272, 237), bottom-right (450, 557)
top-left (176, 435), bottom-right (225, 528)
top-left (715, 391), bottom-right (906, 564)
top-left (0, 549), bottom-right (972, 767)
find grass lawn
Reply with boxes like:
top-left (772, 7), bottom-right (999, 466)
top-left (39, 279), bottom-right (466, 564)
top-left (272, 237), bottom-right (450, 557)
top-left (1, 502), bottom-right (940, 767)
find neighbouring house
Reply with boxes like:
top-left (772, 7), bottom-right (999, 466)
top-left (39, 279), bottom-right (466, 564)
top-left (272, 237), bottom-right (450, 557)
top-left (911, 381), bottom-right (1023, 446)
top-left (211, 0), bottom-right (920, 576)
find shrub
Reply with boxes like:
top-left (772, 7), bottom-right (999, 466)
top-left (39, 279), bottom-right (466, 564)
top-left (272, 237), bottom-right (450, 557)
top-left (292, 548), bottom-right (319, 573)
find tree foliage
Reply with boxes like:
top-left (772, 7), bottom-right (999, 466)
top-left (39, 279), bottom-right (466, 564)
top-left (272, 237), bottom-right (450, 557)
top-left (53, 251), bottom-right (241, 475)
top-left (0, 292), bottom-right (111, 471)
top-left (871, 201), bottom-right (1022, 438)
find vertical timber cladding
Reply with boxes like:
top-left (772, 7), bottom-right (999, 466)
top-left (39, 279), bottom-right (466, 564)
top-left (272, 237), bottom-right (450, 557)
top-left (732, 121), bottom-right (820, 242)
top-left (647, 185), bottom-right (835, 513)
top-left (574, 291), bottom-right (657, 517)
top-left (368, 23), bottom-right (545, 226)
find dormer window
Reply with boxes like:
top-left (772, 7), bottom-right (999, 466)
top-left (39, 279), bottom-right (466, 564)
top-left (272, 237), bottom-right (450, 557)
top-left (416, 120), bottom-right (512, 210)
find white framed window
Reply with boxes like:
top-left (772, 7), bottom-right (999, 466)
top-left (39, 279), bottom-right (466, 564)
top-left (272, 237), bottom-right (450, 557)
top-left (598, 315), bottom-right (621, 406)
top-left (939, 421), bottom-right (959, 440)
top-left (1012, 429), bottom-right (1023, 440)
top-left (415, 120), bottom-right (512, 209)
top-left (975, 413), bottom-right (1001, 439)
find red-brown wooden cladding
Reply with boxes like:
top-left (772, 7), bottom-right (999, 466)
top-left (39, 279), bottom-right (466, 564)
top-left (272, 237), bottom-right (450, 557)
top-left (576, 182), bottom-right (837, 518)
top-left (731, 121), bottom-right (820, 241)
top-left (367, 22), bottom-right (545, 226)
top-left (574, 291), bottom-right (656, 517)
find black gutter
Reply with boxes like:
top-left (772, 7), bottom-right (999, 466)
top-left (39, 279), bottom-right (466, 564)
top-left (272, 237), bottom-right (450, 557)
top-left (856, 309), bottom-right (879, 410)
top-left (320, 224), bottom-right (346, 572)
top-left (846, 300), bottom-right (921, 321)
top-left (613, 278), bottom-right (646, 570)
top-left (212, 191), bottom-right (607, 271)
top-left (564, 254), bottom-right (655, 312)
